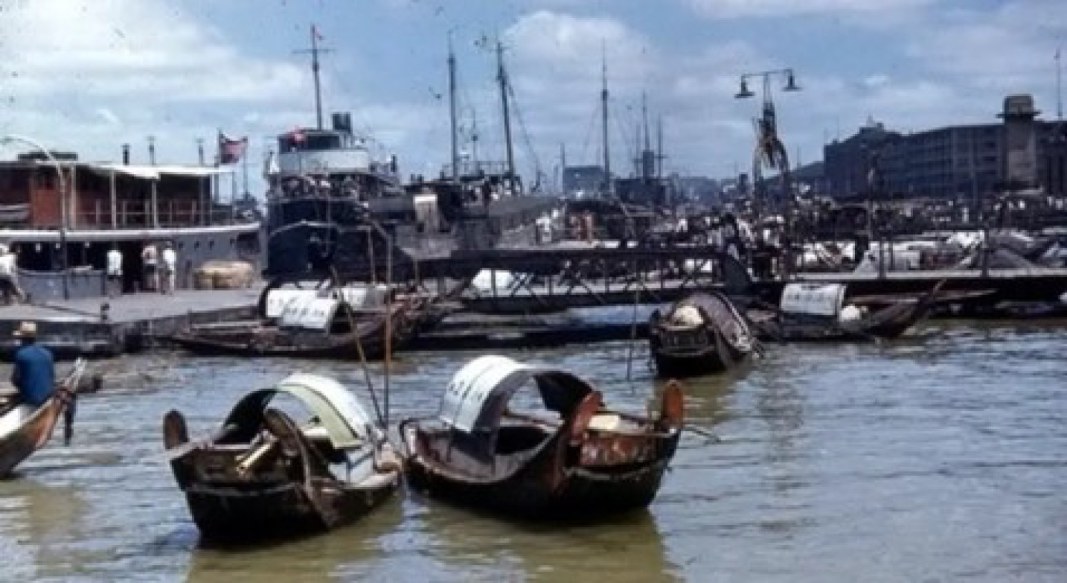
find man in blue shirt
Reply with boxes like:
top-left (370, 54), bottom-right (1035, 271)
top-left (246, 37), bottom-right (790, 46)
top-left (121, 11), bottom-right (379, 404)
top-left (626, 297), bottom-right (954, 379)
top-left (11, 321), bottom-right (55, 407)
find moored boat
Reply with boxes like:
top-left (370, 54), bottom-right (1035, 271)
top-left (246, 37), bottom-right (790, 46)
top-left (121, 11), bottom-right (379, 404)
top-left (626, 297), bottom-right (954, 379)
top-left (0, 359), bottom-right (86, 477)
top-left (168, 285), bottom-right (418, 359)
top-left (163, 373), bottom-right (401, 542)
top-left (648, 292), bottom-right (758, 378)
top-left (746, 281), bottom-right (943, 342)
top-left (400, 355), bottom-right (684, 519)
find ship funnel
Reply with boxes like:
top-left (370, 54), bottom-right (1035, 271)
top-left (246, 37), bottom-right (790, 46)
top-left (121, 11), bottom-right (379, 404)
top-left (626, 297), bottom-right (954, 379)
top-left (331, 112), bottom-right (352, 133)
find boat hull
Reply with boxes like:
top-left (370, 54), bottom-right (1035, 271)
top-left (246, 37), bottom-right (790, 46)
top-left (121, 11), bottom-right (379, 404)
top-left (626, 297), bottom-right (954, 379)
top-left (651, 347), bottom-right (732, 378)
top-left (183, 479), bottom-right (396, 542)
top-left (403, 429), bottom-right (679, 519)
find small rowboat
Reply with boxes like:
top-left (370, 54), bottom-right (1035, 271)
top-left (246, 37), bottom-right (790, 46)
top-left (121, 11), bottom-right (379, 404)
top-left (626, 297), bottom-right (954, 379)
top-left (0, 359), bottom-right (87, 477)
top-left (163, 373), bottom-right (401, 542)
top-left (401, 355), bottom-right (684, 519)
top-left (746, 280), bottom-right (945, 342)
top-left (648, 292), bottom-right (759, 378)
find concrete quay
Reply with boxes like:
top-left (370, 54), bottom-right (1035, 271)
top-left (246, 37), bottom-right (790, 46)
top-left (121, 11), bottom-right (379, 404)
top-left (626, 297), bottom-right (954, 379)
top-left (0, 287), bottom-right (263, 360)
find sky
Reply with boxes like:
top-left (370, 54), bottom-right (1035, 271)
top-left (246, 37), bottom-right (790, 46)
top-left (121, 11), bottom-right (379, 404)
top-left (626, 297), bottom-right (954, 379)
top-left (0, 0), bottom-right (1064, 195)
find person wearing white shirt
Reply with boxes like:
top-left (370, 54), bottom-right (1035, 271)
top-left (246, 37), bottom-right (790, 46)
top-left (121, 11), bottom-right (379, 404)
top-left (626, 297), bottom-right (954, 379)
top-left (106, 245), bottom-right (123, 298)
top-left (141, 243), bottom-right (158, 292)
top-left (0, 245), bottom-right (21, 303)
top-left (160, 242), bottom-right (177, 294)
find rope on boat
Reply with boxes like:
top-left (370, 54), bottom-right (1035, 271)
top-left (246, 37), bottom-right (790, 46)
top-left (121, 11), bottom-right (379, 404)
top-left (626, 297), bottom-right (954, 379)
top-left (330, 267), bottom-right (387, 431)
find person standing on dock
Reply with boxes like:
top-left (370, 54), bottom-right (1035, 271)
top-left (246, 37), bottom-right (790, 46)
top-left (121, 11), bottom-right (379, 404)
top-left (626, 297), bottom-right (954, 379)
top-left (141, 243), bottom-right (158, 292)
top-left (161, 242), bottom-right (177, 295)
top-left (0, 244), bottom-right (23, 304)
top-left (10, 321), bottom-right (54, 408)
top-left (106, 245), bottom-right (123, 298)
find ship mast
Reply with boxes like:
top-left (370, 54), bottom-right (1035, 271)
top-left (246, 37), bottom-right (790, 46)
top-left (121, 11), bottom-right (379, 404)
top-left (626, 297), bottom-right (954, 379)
top-left (642, 92), bottom-right (652, 180)
top-left (294, 24), bottom-right (331, 130)
top-left (656, 115), bottom-right (664, 179)
top-left (448, 34), bottom-right (460, 182)
top-left (601, 47), bottom-right (612, 197)
top-left (496, 40), bottom-right (516, 181)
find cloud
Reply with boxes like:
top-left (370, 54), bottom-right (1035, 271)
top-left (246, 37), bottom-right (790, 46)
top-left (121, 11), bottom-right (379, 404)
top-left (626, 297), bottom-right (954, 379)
top-left (0, 0), bottom-right (442, 191)
top-left (683, 0), bottom-right (938, 19)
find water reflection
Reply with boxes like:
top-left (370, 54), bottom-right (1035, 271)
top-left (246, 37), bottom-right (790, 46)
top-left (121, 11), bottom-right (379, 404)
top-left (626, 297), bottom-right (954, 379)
top-left (185, 496), bottom-right (405, 582)
top-left (412, 493), bottom-right (680, 582)
top-left (0, 479), bottom-right (86, 580)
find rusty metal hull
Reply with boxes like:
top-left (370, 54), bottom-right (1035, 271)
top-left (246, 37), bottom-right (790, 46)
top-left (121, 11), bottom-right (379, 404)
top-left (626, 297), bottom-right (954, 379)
top-left (403, 427), bottom-right (680, 519)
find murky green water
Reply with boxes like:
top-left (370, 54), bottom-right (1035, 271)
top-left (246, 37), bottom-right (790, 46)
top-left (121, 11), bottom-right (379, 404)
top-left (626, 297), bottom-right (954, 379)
top-left (1, 321), bottom-right (1065, 582)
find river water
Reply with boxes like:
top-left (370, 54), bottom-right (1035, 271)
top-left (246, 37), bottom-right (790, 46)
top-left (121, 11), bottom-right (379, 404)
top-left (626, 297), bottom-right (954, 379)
top-left (1, 320), bottom-right (1064, 582)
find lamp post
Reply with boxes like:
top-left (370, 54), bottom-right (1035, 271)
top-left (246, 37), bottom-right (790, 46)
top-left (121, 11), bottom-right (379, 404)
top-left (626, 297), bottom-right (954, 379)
top-left (734, 68), bottom-right (801, 278)
top-left (0, 134), bottom-right (70, 299)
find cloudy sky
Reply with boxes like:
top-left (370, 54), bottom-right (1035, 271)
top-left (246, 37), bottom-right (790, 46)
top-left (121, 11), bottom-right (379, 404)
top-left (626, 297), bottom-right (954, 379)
top-left (0, 0), bottom-right (1064, 193)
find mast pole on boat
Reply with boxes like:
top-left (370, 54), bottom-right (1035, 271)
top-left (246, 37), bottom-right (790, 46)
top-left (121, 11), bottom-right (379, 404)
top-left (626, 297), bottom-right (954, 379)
top-left (496, 39), bottom-right (516, 182)
top-left (294, 24), bottom-right (330, 130)
top-left (311, 25), bottom-right (323, 130)
top-left (448, 33), bottom-right (460, 182)
top-left (601, 45), bottom-right (612, 197)
top-left (642, 91), bottom-right (651, 179)
top-left (656, 115), bottom-right (664, 179)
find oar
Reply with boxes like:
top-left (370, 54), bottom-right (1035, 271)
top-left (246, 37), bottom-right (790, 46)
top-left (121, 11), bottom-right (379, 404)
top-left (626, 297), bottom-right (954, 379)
top-left (61, 359), bottom-right (87, 446)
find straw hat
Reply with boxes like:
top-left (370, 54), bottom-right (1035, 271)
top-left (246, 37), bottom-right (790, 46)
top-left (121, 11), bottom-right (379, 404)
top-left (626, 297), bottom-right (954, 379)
top-left (13, 321), bottom-right (37, 338)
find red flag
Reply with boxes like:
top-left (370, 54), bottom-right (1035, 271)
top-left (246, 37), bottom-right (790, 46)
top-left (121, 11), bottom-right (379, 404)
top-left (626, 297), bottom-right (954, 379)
top-left (218, 133), bottom-right (248, 165)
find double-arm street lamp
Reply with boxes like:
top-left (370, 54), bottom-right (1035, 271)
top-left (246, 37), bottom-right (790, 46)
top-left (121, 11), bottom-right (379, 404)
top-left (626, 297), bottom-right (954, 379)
top-left (735, 68), bottom-right (800, 100)
top-left (0, 134), bottom-right (70, 299)
top-left (734, 68), bottom-right (801, 276)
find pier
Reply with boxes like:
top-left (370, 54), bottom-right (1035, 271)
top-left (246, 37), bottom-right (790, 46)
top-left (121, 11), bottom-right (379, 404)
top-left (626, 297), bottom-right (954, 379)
top-left (0, 287), bottom-right (262, 359)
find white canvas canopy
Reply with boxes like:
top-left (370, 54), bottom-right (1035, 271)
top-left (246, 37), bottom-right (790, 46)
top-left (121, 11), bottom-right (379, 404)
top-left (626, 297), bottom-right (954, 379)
top-left (438, 355), bottom-right (594, 435)
top-left (224, 373), bottom-right (379, 449)
top-left (278, 296), bottom-right (342, 331)
top-left (780, 283), bottom-right (847, 317)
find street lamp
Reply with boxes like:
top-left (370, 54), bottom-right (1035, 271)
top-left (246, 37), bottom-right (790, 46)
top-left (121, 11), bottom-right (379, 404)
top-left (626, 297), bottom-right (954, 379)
top-left (0, 134), bottom-right (70, 299)
top-left (734, 68), bottom-right (802, 277)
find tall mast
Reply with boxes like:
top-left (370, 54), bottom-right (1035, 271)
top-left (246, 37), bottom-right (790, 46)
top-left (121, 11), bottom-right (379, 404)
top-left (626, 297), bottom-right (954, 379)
top-left (560, 142), bottom-right (567, 191)
top-left (497, 39), bottom-right (516, 180)
top-left (656, 116), bottom-right (664, 179)
top-left (642, 93), bottom-right (651, 154)
top-left (1057, 46), bottom-right (1063, 121)
top-left (601, 46), bottom-right (612, 196)
top-left (471, 109), bottom-right (480, 167)
top-left (634, 122), bottom-right (641, 177)
top-left (311, 25), bottom-right (323, 129)
top-left (448, 34), bottom-right (459, 182)
top-left (295, 24), bottom-right (331, 130)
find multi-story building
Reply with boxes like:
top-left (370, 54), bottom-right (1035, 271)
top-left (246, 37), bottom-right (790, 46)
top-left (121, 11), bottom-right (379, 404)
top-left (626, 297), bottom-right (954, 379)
top-left (823, 94), bottom-right (1063, 201)
top-left (1042, 122), bottom-right (1067, 196)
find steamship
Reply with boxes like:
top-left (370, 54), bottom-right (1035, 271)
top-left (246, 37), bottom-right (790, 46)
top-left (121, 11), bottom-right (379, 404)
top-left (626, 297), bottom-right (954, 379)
top-left (263, 34), bottom-right (556, 284)
top-left (263, 113), bottom-right (554, 283)
top-left (0, 146), bottom-right (261, 302)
